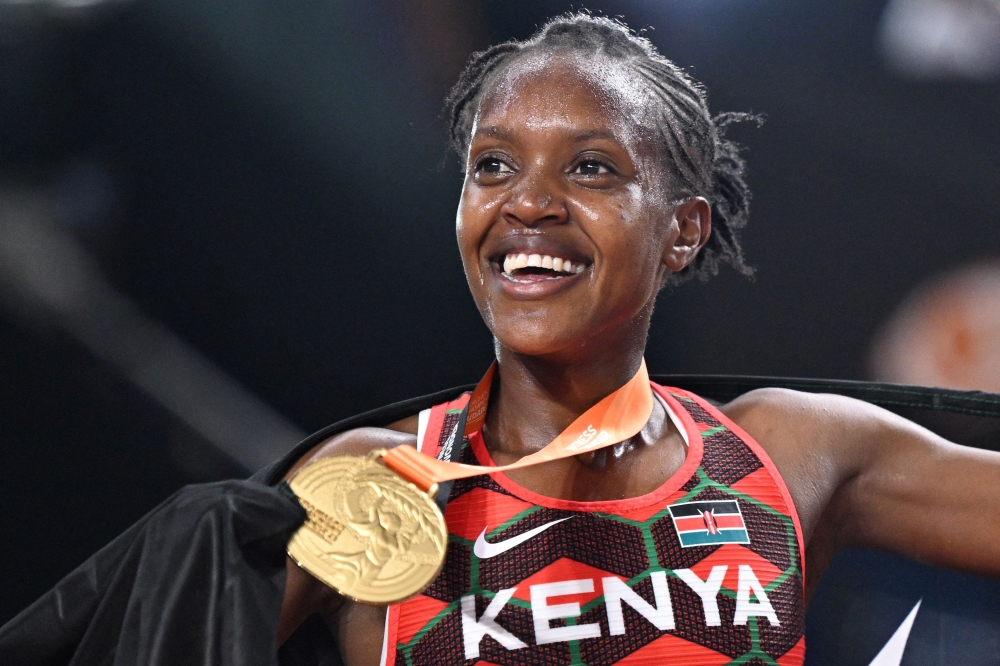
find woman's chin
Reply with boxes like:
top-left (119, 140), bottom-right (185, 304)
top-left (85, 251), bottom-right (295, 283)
top-left (493, 327), bottom-right (594, 363)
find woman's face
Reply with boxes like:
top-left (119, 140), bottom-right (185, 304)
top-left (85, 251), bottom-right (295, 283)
top-left (456, 54), bottom-right (708, 361)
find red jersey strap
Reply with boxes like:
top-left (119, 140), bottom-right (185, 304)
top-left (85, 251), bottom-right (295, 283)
top-left (418, 393), bottom-right (470, 461)
top-left (668, 386), bottom-right (807, 585)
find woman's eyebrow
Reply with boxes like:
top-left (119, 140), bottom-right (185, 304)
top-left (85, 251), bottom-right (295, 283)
top-left (570, 129), bottom-right (618, 143)
top-left (474, 126), bottom-right (516, 142)
top-left (473, 126), bottom-right (620, 144)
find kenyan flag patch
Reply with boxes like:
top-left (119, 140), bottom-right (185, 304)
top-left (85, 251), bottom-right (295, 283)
top-left (667, 499), bottom-right (751, 547)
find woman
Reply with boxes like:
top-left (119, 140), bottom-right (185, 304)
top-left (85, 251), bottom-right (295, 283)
top-left (3, 12), bottom-right (999, 666)
top-left (269, 13), bottom-right (1000, 666)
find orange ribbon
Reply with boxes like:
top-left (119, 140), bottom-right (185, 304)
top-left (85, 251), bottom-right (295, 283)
top-left (382, 359), bottom-right (654, 492)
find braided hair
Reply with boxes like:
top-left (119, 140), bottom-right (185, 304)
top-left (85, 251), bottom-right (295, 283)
top-left (445, 12), bottom-right (756, 282)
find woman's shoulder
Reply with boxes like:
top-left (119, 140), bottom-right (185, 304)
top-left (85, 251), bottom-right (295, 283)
top-left (719, 385), bottom-right (897, 443)
top-left (280, 414), bottom-right (421, 482)
top-left (716, 386), bottom-right (908, 539)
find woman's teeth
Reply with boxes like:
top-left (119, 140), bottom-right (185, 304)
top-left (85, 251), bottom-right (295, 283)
top-left (502, 253), bottom-right (585, 275)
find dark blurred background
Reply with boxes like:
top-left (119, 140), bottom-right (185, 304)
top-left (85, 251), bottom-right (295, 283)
top-left (2, 0), bottom-right (999, 663)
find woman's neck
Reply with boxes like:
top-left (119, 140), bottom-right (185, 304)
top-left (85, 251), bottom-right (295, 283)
top-left (484, 333), bottom-right (648, 457)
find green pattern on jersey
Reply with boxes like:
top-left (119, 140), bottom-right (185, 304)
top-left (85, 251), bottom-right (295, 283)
top-left (388, 387), bottom-right (805, 666)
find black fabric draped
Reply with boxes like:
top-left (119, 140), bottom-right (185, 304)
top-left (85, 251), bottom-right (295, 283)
top-left (0, 482), bottom-right (306, 666)
top-left (2, 376), bottom-right (999, 665)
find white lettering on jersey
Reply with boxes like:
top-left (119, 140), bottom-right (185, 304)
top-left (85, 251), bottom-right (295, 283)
top-left (530, 579), bottom-right (603, 644)
top-left (734, 564), bottom-right (780, 626)
top-left (602, 571), bottom-right (675, 634)
top-left (461, 589), bottom-right (527, 659)
top-left (456, 564), bottom-right (779, 657)
top-left (676, 565), bottom-right (727, 626)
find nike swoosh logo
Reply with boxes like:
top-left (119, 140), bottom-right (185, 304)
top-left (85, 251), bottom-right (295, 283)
top-left (868, 599), bottom-right (921, 666)
top-left (474, 517), bottom-right (573, 559)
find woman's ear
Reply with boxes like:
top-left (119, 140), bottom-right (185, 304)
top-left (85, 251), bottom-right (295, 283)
top-left (663, 197), bottom-right (712, 272)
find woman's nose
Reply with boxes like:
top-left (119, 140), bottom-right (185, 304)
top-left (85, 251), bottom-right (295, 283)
top-left (500, 175), bottom-right (568, 227)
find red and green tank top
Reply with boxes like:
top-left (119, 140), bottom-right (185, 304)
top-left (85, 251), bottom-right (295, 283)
top-left (381, 383), bottom-right (806, 665)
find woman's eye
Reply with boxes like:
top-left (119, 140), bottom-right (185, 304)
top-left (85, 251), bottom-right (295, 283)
top-left (573, 160), bottom-right (610, 176)
top-left (477, 158), bottom-right (513, 175)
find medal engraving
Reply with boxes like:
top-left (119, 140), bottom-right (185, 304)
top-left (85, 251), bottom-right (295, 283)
top-left (287, 453), bottom-right (447, 604)
top-left (297, 497), bottom-right (346, 543)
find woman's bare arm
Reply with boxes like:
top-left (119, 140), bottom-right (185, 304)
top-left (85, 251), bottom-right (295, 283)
top-left (726, 388), bottom-right (1000, 594)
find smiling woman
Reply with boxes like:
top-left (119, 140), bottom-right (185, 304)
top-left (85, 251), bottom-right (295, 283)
top-left (4, 10), bottom-right (1000, 666)
top-left (456, 58), bottom-right (712, 362)
top-left (448, 15), bottom-right (755, 288)
top-left (273, 14), bottom-right (1000, 666)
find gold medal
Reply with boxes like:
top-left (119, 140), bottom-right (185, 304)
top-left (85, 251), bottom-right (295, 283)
top-left (287, 360), bottom-right (654, 603)
top-left (286, 451), bottom-right (447, 604)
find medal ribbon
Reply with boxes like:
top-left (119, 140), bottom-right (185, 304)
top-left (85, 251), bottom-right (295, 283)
top-left (382, 359), bottom-right (654, 506)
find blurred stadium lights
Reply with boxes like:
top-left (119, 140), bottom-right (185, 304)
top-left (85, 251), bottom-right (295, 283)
top-left (0, 190), bottom-right (306, 472)
top-left (0, 0), bottom-right (130, 22)
top-left (0, 0), bottom-right (129, 7)
top-left (0, 0), bottom-right (131, 44)
top-left (870, 262), bottom-right (1000, 392)
top-left (880, 0), bottom-right (1000, 79)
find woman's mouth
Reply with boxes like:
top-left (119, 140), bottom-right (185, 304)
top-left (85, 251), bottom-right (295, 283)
top-left (500, 253), bottom-right (587, 282)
